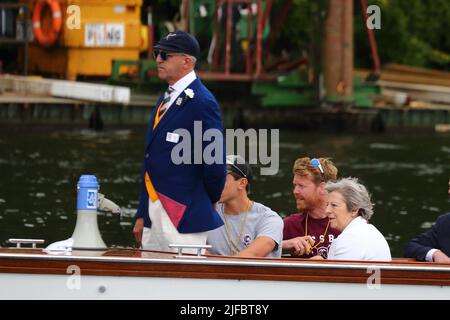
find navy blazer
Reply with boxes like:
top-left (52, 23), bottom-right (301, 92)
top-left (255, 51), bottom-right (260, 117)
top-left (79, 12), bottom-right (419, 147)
top-left (135, 77), bottom-right (226, 233)
top-left (404, 212), bottom-right (450, 261)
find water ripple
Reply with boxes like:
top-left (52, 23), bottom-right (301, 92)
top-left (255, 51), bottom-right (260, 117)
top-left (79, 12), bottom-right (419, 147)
top-left (440, 146), bottom-right (450, 153)
top-left (421, 205), bottom-right (441, 212)
top-left (369, 143), bottom-right (406, 150)
top-left (4, 209), bottom-right (19, 214)
top-left (119, 208), bottom-right (137, 217)
top-left (351, 162), bottom-right (447, 176)
top-left (420, 221), bottom-right (434, 229)
top-left (29, 152), bottom-right (40, 159)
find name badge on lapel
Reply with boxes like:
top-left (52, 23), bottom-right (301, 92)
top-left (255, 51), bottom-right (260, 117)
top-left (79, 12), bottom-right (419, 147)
top-left (166, 132), bottom-right (180, 143)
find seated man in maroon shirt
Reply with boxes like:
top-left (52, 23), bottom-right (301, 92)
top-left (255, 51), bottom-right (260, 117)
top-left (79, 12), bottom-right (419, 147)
top-left (282, 157), bottom-right (341, 258)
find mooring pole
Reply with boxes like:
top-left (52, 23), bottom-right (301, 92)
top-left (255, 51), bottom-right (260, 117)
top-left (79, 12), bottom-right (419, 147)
top-left (323, 0), bottom-right (354, 106)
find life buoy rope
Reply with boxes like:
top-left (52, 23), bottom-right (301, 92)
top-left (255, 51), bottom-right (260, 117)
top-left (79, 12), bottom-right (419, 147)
top-left (32, 0), bottom-right (63, 47)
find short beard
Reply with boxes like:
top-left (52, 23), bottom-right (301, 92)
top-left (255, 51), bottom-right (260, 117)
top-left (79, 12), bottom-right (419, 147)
top-left (297, 197), bottom-right (319, 213)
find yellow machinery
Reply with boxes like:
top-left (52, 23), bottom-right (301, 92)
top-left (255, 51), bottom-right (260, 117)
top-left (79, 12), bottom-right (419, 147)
top-left (20, 0), bottom-right (147, 79)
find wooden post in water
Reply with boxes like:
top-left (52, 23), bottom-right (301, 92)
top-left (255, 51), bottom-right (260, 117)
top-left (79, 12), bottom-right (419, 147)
top-left (323, 0), bottom-right (354, 106)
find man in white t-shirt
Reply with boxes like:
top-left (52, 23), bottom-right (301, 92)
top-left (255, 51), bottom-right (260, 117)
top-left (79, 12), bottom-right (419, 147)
top-left (207, 155), bottom-right (283, 258)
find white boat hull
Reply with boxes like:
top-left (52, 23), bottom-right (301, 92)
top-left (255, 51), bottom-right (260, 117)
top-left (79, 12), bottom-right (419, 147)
top-left (1, 273), bottom-right (449, 300)
top-left (1, 248), bottom-right (449, 300)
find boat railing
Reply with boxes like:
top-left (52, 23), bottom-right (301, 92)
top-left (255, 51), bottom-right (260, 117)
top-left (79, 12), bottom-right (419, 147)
top-left (169, 243), bottom-right (212, 259)
top-left (7, 238), bottom-right (45, 249)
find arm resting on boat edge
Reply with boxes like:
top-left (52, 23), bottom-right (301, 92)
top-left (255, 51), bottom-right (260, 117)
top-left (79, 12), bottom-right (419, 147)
top-left (404, 213), bottom-right (450, 262)
top-left (432, 250), bottom-right (450, 263)
top-left (404, 229), bottom-right (438, 261)
top-left (235, 236), bottom-right (277, 258)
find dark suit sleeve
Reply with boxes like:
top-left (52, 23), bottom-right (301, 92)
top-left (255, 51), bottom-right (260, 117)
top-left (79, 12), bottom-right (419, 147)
top-left (135, 160), bottom-right (149, 219)
top-left (404, 213), bottom-right (449, 261)
top-left (134, 105), bottom-right (159, 223)
top-left (196, 93), bottom-right (226, 203)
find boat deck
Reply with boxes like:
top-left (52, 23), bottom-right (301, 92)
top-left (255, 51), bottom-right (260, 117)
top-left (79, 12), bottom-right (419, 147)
top-left (1, 247), bottom-right (449, 286)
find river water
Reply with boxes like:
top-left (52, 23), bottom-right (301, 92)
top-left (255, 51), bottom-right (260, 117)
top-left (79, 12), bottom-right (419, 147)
top-left (0, 126), bottom-right (448, 257)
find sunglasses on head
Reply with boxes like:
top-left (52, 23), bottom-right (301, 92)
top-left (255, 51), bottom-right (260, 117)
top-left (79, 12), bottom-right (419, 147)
top-left (310, 158), bottom-right (325, 182)
top-left (152, 50), bottom-right (187, 61)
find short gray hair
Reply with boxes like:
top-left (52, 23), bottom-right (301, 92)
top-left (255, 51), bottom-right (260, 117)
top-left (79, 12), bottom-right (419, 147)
top-left (325, 177), bottom-right (374, 220)
top-left (187, 55), bottom-right (197, 66)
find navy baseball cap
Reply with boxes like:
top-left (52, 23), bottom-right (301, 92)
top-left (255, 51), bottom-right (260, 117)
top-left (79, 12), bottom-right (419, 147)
top-left (226, 155), bottom-right (253, 183)
top-left (154, 31), bottom-right (200, 58)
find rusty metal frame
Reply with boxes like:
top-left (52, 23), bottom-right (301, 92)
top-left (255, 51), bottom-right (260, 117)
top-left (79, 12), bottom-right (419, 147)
top-left (360, 0), bottom-right (381, 75)
top-left (205, 0), bottom-right (274, 81)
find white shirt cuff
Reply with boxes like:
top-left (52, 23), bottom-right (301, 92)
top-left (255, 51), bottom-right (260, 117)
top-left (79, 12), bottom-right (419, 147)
top-left (425, 249), bottom-right (438, 262)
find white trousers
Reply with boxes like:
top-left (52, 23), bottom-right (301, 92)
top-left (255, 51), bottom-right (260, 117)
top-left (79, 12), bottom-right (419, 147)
top-left (141, 198), bottom-right (207, 254)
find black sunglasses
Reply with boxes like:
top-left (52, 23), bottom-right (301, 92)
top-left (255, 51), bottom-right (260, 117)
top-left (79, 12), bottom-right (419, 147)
top-left (310, 158), bottom-right (325, 182)
top-left (153, 50), bottom-right (186, 61)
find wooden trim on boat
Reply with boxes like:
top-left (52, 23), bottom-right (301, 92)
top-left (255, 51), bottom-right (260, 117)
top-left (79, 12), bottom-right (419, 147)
top-left (0, 248), bottom-right (449, 286)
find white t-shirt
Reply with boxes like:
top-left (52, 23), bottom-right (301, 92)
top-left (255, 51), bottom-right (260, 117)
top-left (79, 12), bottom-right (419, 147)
top-left (207, 201), bottom-right (283, 258)
top-left (328, 216), bottom-right (392, 261)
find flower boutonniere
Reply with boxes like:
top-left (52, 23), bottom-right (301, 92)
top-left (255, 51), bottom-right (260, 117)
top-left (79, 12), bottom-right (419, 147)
top-left (176, 88), bottom-right (195, 106)
top-left (184, 88), bottom-right (195, 99)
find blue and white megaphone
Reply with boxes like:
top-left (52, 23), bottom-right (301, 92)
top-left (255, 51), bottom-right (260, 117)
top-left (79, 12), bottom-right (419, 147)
top-left (45, 175), bottom-right (120, 252)
top-left (71, 175), bottom-right (106, 250)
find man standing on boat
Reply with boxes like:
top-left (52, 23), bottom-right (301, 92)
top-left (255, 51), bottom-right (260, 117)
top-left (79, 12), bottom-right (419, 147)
top-left (282, 157), bottom-right (341, 258)
top-left (403, 180), bottom-right (450, 263)
top-left (133, 31), bottom-right (226, 252)
top-left (207, 155), bottom-right (284, 257)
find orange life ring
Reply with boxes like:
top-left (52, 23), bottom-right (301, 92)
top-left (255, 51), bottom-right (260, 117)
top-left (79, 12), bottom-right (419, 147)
top-left (32, 0), bottom-right (63, 47)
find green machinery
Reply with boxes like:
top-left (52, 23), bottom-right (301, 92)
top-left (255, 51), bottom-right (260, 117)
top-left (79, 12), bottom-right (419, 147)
top-left (252, 73), bottom-right (380, 108)
top-left (110, 0), bottom-right (380, 108)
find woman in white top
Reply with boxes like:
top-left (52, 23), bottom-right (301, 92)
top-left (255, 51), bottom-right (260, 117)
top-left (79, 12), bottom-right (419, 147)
top-left (319, 177), bottom-right (391, 261)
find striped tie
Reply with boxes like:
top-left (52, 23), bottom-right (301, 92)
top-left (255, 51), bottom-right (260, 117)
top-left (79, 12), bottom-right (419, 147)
top-left (158, 86), bottom-right (174, 117)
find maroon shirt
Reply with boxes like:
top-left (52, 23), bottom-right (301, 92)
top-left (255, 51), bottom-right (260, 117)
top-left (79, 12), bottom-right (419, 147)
top-left (283, 212), bottom-right (341, 258)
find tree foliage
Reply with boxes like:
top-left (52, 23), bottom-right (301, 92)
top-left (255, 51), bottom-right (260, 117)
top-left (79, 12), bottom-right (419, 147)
top-left (266, 0), bottom-right (450, 70)
top-left (355, 0), bottom-right (450, 70)
top-left (144, 0), bottom-right (450, 70)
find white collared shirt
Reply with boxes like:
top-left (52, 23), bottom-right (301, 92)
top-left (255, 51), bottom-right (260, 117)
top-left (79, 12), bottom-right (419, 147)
top-left (165, 70), bottom-right (197, 108)
top-left (426, 248), bottom-right (438, 262)
top-left (328, 216), bottom-right (392, 261)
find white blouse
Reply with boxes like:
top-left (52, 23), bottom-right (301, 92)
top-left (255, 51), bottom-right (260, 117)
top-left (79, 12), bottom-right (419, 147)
top-left (328, 216), bottom-right (391, 261)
